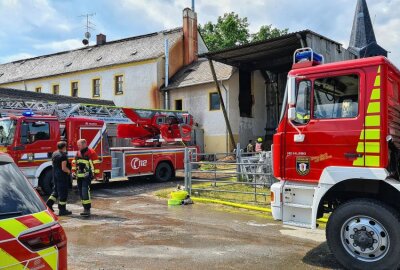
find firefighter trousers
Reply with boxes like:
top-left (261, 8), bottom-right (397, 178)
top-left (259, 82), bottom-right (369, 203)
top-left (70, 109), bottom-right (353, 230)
top-left (77, 177), bottom-right (91, 210)
top-left (48, 174), bottom-right (69, 206)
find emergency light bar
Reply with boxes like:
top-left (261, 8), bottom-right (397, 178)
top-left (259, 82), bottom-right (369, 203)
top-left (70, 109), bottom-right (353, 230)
top-left (22, 110), bottom-right (35, 117)
top-left (292, 48), bottom-right (324, 69)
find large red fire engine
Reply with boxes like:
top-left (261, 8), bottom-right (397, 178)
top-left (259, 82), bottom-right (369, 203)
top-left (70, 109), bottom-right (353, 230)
top-left (0, 101), bottom-right (197, 195)
top-left (271, 48), bottom-right (400, 269)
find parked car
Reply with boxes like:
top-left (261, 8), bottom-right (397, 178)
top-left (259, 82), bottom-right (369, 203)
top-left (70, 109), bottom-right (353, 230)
top-left (0, 153), bottom-right (67, 269)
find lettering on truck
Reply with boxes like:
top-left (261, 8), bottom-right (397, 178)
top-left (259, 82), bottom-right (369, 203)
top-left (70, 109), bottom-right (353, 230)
top-left (131, 158), bottom-right (148, 170)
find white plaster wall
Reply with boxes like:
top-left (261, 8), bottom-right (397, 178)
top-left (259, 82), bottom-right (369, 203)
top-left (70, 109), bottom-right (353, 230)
top-left (2, 60), bottom-right (162, 108)
top-left (169, 82), bottom-right (229, 136)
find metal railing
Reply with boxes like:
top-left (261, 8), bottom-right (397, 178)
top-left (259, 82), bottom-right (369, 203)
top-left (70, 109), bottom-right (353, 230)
top-left (184, 144), bottom-right (276, 206)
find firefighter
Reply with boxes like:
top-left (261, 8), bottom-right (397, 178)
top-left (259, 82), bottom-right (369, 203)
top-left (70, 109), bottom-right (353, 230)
top-left (255, 137), bottom-right (264, 153)
top-left (72, 139), bottom-right (100, 217)
top-left (46, 141), bottom-right (72, 216)
top-left (246, 140), bottom-right (254, 153)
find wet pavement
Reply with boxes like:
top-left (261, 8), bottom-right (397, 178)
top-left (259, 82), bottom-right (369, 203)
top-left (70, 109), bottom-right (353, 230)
top-left (58, 178), bottom-right (343, 270)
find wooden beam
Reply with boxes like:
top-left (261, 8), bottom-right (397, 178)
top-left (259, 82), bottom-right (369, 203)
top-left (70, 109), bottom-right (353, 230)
top-left (208, 59), bottom-right (236, 151)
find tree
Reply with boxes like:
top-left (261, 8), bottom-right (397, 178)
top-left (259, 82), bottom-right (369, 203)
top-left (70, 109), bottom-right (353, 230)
top-left (199, 12), bottom-right (250, 52)
top-left (199, 12), bottom-right (289, 52)
top-left (251, 25), bottom-right (289, 42)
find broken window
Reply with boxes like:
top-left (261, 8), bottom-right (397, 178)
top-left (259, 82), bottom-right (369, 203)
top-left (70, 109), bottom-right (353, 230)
top-left (239, 69), bottom-right (253, 118)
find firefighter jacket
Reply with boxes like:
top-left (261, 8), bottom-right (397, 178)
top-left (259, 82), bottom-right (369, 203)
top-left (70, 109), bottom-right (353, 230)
top-left (72, 148), bottom-right (101, 179)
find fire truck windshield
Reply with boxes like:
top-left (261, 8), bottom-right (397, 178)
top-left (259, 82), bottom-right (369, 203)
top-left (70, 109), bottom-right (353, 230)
top-left (0, 119), bottom-right (16, 146)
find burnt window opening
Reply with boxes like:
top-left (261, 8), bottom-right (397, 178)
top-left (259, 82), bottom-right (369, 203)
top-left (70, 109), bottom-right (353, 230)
top-left (175, 99), bottom-right (183, 111)
top-left (239, 69), bottom-right (253, 118)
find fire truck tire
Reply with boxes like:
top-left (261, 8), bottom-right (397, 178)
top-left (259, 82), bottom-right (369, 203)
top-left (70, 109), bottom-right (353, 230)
top-left (39, 170), bottom-right (54, 195)
top-left (154, 162), bottom-right (173, 182)
top-left (326, 199), bottom-right (400, 270)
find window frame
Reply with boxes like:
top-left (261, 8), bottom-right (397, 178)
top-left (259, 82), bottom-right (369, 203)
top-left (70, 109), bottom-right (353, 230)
top-left (71, 81), bottom-right (79, 97)
top-left (209, 92), bottom-right (221, 111)
top-left (52, 84), bottom-right (60, 95)
top-left (92, 78), bottom-right (101, 98)
top-left (35, 86), bottom-right (42, 93)
top-left (312, 73), bottom-right (360, 120)
top-left (20, 121), bottom-right (51, 145)
top-left (114, 74), bottom-right (124, 95)
top-left (293, 80), bottom-right (312, 125)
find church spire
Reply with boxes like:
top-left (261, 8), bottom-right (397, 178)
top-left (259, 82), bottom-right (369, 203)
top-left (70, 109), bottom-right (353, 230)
top-left (348, 0), bottom-right (387, 58)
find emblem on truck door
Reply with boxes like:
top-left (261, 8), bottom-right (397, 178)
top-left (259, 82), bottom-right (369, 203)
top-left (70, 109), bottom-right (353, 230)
top-left (296, 157), bottom-right (310, 176)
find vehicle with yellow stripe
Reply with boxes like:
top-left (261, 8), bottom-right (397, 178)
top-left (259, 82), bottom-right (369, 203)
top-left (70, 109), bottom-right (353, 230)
top-left (271, 48), bottom-right (400, 269)
top-left (0, 153), bottom-right (67, 269)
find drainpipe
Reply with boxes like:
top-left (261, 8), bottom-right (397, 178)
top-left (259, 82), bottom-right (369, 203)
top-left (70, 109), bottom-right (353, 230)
top-left (164, 38), bottom-right (170, 109)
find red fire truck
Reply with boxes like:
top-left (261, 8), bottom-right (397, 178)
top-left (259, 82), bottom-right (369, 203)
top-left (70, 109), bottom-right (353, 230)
top-left (271, 48), bottom-right (400, 269)
top-left (0, 101), bottom-right (197, 195)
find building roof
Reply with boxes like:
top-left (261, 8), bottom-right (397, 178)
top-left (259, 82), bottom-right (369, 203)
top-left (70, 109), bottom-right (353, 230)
top-left (203, 30), bottom-right (345, 73)
top-left (0, 88), bottom-right (115, 105)
top-left (0, 28), bottom-right (183, 84)
top-left (163, 58), bottom-right (234, 90)
top-left (348, 0), bottom-right (387, 57)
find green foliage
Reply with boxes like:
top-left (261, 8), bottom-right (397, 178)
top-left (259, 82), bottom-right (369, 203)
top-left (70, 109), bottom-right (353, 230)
top-left (251, 25), bottom-right (289, 42)
top-left (199, 12), bottom-right (250, 52)
top-left (199, 12), bottom-right (289, 52)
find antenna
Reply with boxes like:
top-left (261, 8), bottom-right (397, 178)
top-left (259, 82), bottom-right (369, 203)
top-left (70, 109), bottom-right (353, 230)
top-left (79, 13), bottom-right (96, 46)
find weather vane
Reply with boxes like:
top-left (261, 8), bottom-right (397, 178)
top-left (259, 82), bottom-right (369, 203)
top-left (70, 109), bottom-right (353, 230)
top-left (79, 13), bottom-right (96, 46)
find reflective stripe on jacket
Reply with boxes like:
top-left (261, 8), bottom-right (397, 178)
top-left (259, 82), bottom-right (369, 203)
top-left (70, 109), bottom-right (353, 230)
top-left (72, 148), bottom-right (101, 178)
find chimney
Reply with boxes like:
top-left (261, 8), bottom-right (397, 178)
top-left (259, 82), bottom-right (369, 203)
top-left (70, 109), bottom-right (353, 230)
top-left (183, 8), bottom-right (198, 65)
top-left (96, 34), bottom-right (107, 46)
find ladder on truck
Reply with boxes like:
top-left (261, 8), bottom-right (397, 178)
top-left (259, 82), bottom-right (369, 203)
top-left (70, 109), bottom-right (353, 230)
top-left (0, 98), bottom-right (132, 123)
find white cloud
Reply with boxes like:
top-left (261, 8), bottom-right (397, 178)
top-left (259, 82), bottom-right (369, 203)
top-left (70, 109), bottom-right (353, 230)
top-left (33, 39), bottom-right (82, 52)
top-left (0, 0), bottom-right (75, 34)
top-left (0, 52), bottom-right (35, 63)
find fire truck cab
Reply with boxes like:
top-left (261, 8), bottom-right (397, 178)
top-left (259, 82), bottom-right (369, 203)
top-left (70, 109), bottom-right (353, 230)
top-left (0, 114), bottom-right (109, 193)
top-left (271, 49), bottom-right (400, 269)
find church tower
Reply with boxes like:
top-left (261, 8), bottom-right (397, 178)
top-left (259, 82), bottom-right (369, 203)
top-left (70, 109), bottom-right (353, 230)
top-left (348, 0), bottom-right (387, 58)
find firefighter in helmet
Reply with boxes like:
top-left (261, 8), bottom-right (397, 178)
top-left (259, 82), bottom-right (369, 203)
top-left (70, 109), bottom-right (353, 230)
top-left (72, 139), bottom-right (101, 217)
top-left (255, 137), bottom-right (264, 153)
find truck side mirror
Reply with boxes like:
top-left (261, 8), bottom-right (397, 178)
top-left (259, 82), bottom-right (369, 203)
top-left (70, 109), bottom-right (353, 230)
top-left (287, 77), bottom-right (296, 106)
top-left (288, 108), bottom-right (296, 121)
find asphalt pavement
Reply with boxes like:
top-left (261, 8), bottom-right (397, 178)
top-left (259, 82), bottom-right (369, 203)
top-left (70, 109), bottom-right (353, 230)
top-left (58, 178), bottom-right (343, 270)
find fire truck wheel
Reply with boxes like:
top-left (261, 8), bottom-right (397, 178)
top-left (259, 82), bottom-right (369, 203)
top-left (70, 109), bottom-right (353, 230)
top-left (39, 170), bottom-right (54, 195)
top-left (326, 199), bottom-right (400, 270)
top-left (154, 162), bottom-right (173, 182)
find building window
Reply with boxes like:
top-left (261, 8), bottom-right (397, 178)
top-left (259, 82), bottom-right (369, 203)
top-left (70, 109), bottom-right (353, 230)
top-left (35, 87), bottom-right (41, 93)
top-left (52, 84), bottom-right (59, 95)
top-left (92, 78), bottom-right (101, 97)
top-left (175, 99), bottom-right (183, 111)
top-left (209, 92), bottom-right (221, 111)
top-left (71, 81), bottom-right (79, 97)
top-left (115, 75), bottom-right (123, 95)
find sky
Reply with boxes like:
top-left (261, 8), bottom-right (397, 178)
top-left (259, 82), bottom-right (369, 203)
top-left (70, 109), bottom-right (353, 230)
top-left (0, 0), bottom-right (399, 66)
